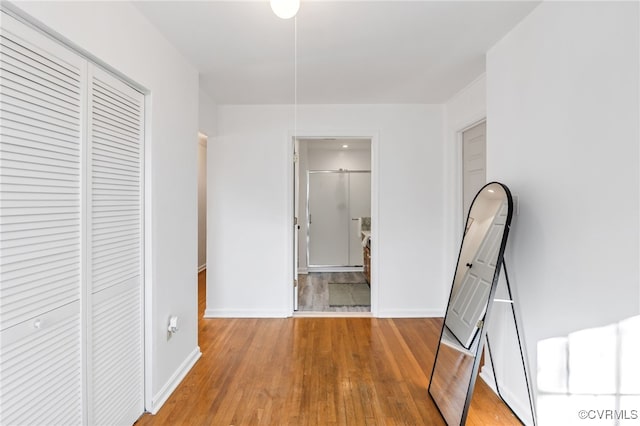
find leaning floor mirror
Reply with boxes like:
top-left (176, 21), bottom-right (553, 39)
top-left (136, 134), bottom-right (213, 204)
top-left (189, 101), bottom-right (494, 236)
top-left (429, 182), bottom-right (536, 425)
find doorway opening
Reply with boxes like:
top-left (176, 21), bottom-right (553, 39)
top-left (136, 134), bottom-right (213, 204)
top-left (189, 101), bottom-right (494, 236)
top-left (293, 138), bottom-right (372, 313)
top-left (197, 132), bottom-right (208, 318)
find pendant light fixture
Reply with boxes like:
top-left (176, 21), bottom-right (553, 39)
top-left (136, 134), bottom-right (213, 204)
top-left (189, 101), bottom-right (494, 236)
top-left (270, 0), bottom-right (300, 19)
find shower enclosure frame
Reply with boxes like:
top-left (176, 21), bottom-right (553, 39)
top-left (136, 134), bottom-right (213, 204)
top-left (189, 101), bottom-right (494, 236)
top-left (306, 169), bottom-right (371, 268)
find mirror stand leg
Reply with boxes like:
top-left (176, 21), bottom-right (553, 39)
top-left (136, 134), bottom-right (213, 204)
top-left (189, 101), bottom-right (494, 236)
top-left (501, 260), bottom-right (538, 426)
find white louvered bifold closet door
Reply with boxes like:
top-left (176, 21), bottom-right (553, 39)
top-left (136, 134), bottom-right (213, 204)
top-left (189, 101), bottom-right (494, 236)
top-left (87, 65), bottom-right (144, 426)
top-left (0, 12), bottom-right (84, 425)
top-left (1, 10), bottom-right (145, 426)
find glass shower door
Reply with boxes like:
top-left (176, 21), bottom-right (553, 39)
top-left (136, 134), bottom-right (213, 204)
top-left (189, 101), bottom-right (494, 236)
top-left (307, 172), bottom-right (349, 266)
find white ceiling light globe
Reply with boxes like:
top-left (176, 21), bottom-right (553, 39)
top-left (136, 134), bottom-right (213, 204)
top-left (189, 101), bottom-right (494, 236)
top-left (270, 0), bottom-right (300, 19)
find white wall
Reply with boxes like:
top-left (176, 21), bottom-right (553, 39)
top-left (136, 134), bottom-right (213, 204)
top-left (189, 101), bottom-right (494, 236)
top-left (487, 0), bottom-right (639, 416)
top-left (207, 104), bottom-right (445, 317)
top-left (306, 145), bottom-right (372, 171)
top-left (443, 75), bottom-right (487, 310)
top-left (9, 1), bottom-right (201, 413)
top-left (199, 87), bottom-right (218, 139)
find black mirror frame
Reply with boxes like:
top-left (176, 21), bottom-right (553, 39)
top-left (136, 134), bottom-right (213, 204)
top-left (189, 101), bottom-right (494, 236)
top-left (428, 181), bottom-right (514, 425)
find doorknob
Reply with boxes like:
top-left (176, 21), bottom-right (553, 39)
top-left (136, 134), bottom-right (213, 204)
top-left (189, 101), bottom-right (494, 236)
top-left (351, 218), bottom-right (360, 221)
top-left (466, 263), bottom-right (473, 268)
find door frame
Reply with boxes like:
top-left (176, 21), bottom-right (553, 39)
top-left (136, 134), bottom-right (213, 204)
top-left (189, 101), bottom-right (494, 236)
top-left (287, 131), bottom-right (379, 316)
top-left (460, 119), bottom-right (487, 229)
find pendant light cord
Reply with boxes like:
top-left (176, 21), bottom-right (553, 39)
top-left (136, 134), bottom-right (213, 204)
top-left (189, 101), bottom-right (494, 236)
top-left (294, 16), bottom-right (298, 140)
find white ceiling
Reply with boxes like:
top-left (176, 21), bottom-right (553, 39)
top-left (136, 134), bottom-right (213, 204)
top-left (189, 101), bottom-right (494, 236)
top-left (133, 1), bottom-right (540, 104)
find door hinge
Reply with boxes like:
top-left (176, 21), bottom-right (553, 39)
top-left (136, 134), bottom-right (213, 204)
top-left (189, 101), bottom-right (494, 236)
top-left (293, 153), bottom-right (299, 163)
top-left (294, 216), bottom-right (298, 226)
top-left (294, 279), bottom-right (298, 288)
top-left (477, 319), bottom-right (484, 329)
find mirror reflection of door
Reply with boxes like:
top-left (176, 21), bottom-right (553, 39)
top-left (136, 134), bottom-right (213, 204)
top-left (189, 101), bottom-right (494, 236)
top-left (446, 198), bottom-right (508, 348)
top-left (462, 121), bottom-right (486, 225)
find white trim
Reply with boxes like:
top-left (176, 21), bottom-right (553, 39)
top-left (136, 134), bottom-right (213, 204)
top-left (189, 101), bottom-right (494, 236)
top-left (149, 346), bottom-right (201, 414)
top-left (446, 73), bottom-right (487, 106)
top-left (492, 379), bottom-right (533, 424)
top-left (204, 309), bottom-right (290, 318)
top-left (376, 309), bottom-right (444, 318)
top-left (198, 264), bottom-right (207, 273)
top-left (479, 345), bottom-right (534, 423)
top-left (479, 366), bottom-right (498, 394)
top-left (297, 267), bottom-right (309, 275)
top-left (143, 92), bottom-right (154, 413)
top-left (293, 311), bottom-right (373, 318)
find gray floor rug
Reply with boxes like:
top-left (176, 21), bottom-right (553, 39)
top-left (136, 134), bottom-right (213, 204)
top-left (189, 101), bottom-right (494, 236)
top-left (328, 283), bottom-right (371, 307)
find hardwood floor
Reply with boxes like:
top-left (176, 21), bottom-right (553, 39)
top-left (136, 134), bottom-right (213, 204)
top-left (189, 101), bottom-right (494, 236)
top-left (136, 271), bottom-right (520, 425)
top-left (298, 272), bottom-right (370, 313)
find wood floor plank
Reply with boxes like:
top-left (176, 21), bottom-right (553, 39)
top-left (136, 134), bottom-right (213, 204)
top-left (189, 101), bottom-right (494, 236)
top-left (135, 271), bottom-right (521, 426)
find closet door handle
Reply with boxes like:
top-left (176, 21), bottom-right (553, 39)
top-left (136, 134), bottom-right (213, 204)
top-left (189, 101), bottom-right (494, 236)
top-left (351, 218), bottom-right (360, 220)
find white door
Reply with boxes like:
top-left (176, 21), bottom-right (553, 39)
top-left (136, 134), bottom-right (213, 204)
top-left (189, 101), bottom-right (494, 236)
top-left (0, 12), bottom-right (144, 425)
top-left (462, 121), bottom-right (486, 225)
top-left (0, 12), bottom-right (85, 423)
top-left (307, 172), bottom-right (349, 266)
top-left (446, 200), bottom-right (508, 349)
top-left (87, 65), bottom-right (144, 425)
top-left (348, 172), bottom-right (371, 266)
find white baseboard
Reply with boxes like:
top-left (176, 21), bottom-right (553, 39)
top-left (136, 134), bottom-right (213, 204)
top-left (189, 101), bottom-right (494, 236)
top-left (480, 367), bottom-right (533, 424)
top-left (198, 263), bottom-right (206, 273)
top-left (479, 366), bottom-right (498, 393)
top-left (150, 346), bottom-right (202, 414)
top-left (293, 311), bottom-right (373, 318)
top-left (376, 308), bottom-right (444, 318)
top-left (494, 380), bottom-right (533, 424)
top-left (204, 308), bottom-right (290, 318)
top-left (297, 267), bottom-right (308, 275)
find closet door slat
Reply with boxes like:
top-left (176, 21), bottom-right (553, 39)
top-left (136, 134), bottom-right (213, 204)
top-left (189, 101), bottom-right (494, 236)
top-left (88, 64), bottom-right (144, 426)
